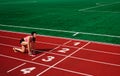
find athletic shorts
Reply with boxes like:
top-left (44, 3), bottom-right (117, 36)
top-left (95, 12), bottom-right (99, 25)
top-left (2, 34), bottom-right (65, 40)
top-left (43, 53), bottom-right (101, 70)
top-left (20, 38), bottom-right (24, 44)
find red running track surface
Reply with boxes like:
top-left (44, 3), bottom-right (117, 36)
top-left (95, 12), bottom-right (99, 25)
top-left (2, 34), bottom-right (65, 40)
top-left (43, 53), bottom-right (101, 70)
top-left (0, 30), bottom-right (120, 76)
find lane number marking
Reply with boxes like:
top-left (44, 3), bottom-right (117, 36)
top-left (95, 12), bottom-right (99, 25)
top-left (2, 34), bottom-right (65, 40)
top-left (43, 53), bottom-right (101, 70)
top-left (42, 56), bottom-right (55, 62)
top-left (58, 48), bottom-right (70, 53)
top-left (20, 67), bottom-right (36, 74)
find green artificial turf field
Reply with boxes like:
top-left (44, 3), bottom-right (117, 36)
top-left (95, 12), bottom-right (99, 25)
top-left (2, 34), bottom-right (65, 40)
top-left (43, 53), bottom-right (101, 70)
top-left (0, 0), bottom-right (120, 44)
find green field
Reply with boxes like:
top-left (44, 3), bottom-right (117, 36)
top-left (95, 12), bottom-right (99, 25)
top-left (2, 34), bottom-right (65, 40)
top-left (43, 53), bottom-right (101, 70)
top-left (0, 0), bottom-right (120, 44)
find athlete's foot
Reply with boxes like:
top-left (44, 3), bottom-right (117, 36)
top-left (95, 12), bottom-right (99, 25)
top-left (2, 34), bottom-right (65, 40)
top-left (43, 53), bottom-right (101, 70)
top-left (28, 52), bottom-right (35, 57)
top-left (13, 48), bottom-right (17, 52)
top-left (29, 54), bottom-right (35, 57)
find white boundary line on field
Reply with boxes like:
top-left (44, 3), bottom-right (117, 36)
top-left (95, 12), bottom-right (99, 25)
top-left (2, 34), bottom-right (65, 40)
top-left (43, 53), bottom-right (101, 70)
top-left (0, 24), bottom-right (120, 38)
top-left (73, 32), bottom-right (79, 36)
top-left (83, 10), bottom-right (120, 14)
top-left (78, 2), bottom-right (120, 12)
top-left (0, 1), bottom-right (38, 5)
top-left (0, 29), bottom-right (120, 47)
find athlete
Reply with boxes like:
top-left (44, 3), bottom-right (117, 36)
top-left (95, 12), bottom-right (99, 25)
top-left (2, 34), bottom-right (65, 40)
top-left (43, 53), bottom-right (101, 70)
top-left (13, 32), bottom-right (37, 56)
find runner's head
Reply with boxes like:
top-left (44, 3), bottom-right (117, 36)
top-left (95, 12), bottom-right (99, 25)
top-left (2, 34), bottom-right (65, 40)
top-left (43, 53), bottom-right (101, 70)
top-left (31, 32), bottom-right (37, 42)
top-left (31, 32), bottom-right (37, 37)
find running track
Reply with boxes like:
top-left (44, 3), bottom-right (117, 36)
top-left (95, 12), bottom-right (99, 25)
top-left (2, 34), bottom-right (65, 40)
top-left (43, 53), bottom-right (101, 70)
top-left (0, 30), bottom-right (120, 76)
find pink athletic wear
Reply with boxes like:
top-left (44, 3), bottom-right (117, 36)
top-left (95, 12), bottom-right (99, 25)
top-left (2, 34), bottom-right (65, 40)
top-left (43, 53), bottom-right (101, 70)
top-left (24, 36), bottom-right (33, 42)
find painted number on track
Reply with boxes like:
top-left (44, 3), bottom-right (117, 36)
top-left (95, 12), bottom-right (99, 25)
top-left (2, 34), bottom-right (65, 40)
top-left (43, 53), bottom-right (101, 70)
top-left (42, 56), bottom-right (55, 62)
top-left (74, 42), bottom-right (80, 46)
top-left (20, 67), bottom-right (36, 74)
top-left (58, 48), bottom-right (70, 53)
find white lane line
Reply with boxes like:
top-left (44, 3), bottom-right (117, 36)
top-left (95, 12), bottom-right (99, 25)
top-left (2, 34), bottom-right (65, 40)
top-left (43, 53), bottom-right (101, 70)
top-left (0, 54), bottom-right (50, 67)
top-left (78, 2), bottom-right (120, 11)
top-left (53, 67), bottom-right (93, 76)
top-left (1, 43), bottom-right (120, 66)
top-left (32, 46), bottom-right (61, 61)
top-left (62, 40), bottom-right (72, 45)
top-left (0, 35), bottom-right (77, 49)
top-left (32, 38), bottom-right (71, 61)
top-left (0, 23), bottom-right (120, 38)
top-left (31, 53), bottom-right (46, 61)
top-left (36, 42), bottom-right (92, 76)
top-left (7, 63), bottom-right (26, 73)
top-left (0, 35), bottom-right (59, 46)
top-left (0, 54), bottom-right (92, 76)
top-left (0, 29), bottom-right (120, 47)
top-left (1, 35), bottom-right (120, 56)
top-left (0, 35), bottom-right (19, 40)
top-left (71, 56), bottom-right (120, 67)
top-left (0, 43), bottom-right (18, 47)
top-left (83, 48), bottom-right (120, 56)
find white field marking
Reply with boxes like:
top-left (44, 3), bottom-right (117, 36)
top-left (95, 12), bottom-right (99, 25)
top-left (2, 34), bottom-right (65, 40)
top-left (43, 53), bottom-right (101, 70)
top-left (0, 34), bottom-right (120, 56)
top-left (31, 53), bottom-right (46, 61)
top-left (1, 37), bottom-right (119, 57)
top-left (36, 42), bottom-right (91, 76)
top-left (7, 63), bottom-right (26, 73)
top-left (62, 40), bottom-right (72, 45)
top-left (0, 24), bottom-right (74, 33)
top-left (0, 33), bottom-right (119, 56)
top-left (0, 1), bottom-right (38, 5)
top-left (1, 43), bottom-right (120, 66)
top-left (74, 42), bottom-right (81, 46)
top-left (0, 30), bottom-right (120, 49)
top-left (0, 54), bottom-right (92, 76)
top-left (0, 35), bottom-right (77, 49)
top-left (73, 32), bottom-right (79, 36)
top-left (71, 56), bottom-right (120, 67)
top-left (0, 35), bottom-right (19, 40)
top-left (0, 29), bottom-right (120, 47)
top-left (52, 67), bottom-right (93, 76)
top-left (0, 42), bottom-right (47, 62)
top-left (36, 65), bottom-right (92, 76)
top-left (0, 24), bottom-right (120, 39)
top-left (1, 32), bottom-right (120, 56)
top-left (43, 50), bottom-right (120, 67)
top-left (0, 35), bottom-right (64, 61)
top-left (83, 48), bottom-right (120, 56)
top-left (83, 10), bottom-right (120, 14)
top-left (0, 35), bottom-right (64, 47)
top-left (32, 46), bottom-right (61, 60)
top-left (0, 35), bottom-right (72, 61)
top-left (49, 46), bottom-right (61, 52)
top-left (0, 36), bottom-right (61, 62)
top-left (32, 39), bottom-right (72, 61)
top-left (0, 43), bottom-right (19, 48)
top-left (0, 35), bottom-right (59, 46)
top-left (78, 2), bottom-right (120, 12)
top-left (36, 41), bottom-right (59, 46)
top-left (0, 54), bottom-right (50, 67)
